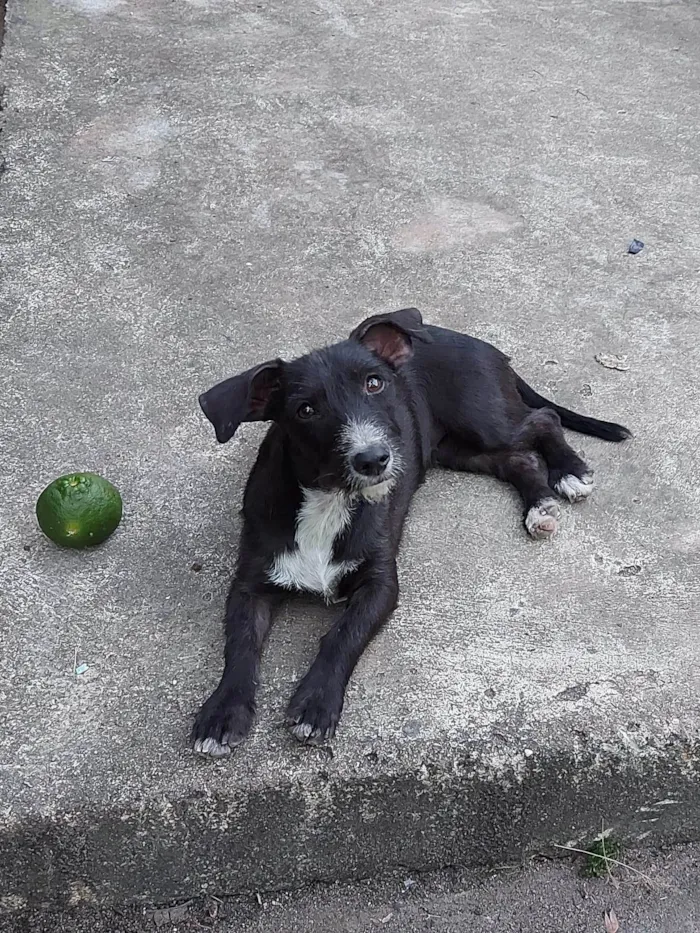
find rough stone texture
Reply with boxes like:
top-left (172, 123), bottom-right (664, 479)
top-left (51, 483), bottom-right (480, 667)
top-left (4, 844), bottom-right (700, 933)
top-left (1, 0), bottom-right (700, 912)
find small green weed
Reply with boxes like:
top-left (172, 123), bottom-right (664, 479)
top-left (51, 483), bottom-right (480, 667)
top-left (582, 836), bottom-right (623, 878)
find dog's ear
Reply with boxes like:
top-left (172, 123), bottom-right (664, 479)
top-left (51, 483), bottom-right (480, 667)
top-left (199, 359), bottom-right (284, 443)
top-left (350, 307), bottom-right (431, 368)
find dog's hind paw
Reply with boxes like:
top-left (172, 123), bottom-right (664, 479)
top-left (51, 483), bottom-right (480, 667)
top-left (525, 498), bottom-right (560, 539)
top-left (554, 472), bottom-right (594, 503)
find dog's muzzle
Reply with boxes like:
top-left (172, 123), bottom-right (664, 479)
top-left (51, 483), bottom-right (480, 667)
top-left (340, 419), bottom-right (399, 498)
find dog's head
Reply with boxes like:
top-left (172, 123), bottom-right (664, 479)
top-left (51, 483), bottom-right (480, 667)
top-left (199, 308), bottom-right (430, 500)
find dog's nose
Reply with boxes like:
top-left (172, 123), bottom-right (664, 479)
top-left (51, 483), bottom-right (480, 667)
top-left (352, 445), bottom-right (391, 477)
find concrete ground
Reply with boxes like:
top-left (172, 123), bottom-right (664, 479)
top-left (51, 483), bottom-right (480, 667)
top-left (5, 844), bottom-right (700, 933)
top-left (2, 0), bottom-right (700, 914)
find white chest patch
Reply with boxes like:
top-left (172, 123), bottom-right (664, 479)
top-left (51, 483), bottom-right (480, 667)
top-left (268, 488), bottom-right (360, 600)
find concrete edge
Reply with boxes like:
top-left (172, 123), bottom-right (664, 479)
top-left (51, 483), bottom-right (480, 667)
top-left (2, 736), bottom-right (699, 911)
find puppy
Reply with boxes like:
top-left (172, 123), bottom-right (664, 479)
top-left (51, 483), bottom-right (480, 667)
top-left (193, 308), bottom-right (630, 755)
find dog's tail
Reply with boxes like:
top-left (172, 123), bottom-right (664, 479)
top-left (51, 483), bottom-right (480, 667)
top-left (515, 375), bottom-right (632, 442)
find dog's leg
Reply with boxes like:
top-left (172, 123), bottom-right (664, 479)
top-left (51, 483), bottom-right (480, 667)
top-left (492, 450), bottom-right (561, 540)
top-left (515, 408), bottom-right (594, 503)
top-left (286, 561), bottom-right (399, 744)
top-left (192, 585), bottom-right (277, 756)
top-left (435, 437), bottom-right (560, 539)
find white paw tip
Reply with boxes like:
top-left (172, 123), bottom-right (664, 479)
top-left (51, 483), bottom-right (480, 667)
top-left (288, 719), bottom-right (330, 743)
top-left (556, 473), bottom-right (594, 502)
top-left (194, 736), bottom-right (231, 757)
top-left (290, 721), bottom-right (315, 741)
top-left (526, 499), bottom-right (560, 539)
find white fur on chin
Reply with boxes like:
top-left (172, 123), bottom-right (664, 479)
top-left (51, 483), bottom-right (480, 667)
top-left (359, 478), bottom-right (395, 502)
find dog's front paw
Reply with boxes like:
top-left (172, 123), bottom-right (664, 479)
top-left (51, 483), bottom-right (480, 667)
top-left (286, 671), bottom-right (344, 745)
top-left (192, 687), bottom-right (254, 757)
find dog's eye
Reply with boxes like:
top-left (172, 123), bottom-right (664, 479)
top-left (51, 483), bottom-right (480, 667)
top-left (297, 402), bottom-right (315, 420)
top-left (365, 375), bottom-right (384, 395)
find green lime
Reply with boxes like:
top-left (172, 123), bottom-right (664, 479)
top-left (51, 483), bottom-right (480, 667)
top-left (36, 472), bottom-right (123, 549)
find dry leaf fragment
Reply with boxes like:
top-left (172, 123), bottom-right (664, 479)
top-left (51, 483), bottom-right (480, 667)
top-left (595, 353), bottom-right (630, 372)
top-left (604, 908), bottom-right (620, 932)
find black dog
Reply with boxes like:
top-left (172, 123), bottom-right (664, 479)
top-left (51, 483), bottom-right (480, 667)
top-left (193, 308), bottom-right (630, 755)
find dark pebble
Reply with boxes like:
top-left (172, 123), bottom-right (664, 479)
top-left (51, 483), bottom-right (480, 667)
top-left (191, 562), bottom-right (203, 572)
top-left (628, 239), bottom-right (644, 254)
top-left (618, 563), bottom-right (642, 576)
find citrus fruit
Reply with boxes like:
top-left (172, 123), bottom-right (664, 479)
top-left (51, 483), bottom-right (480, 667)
top-left (36, 472), bottom-right (123, 549)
